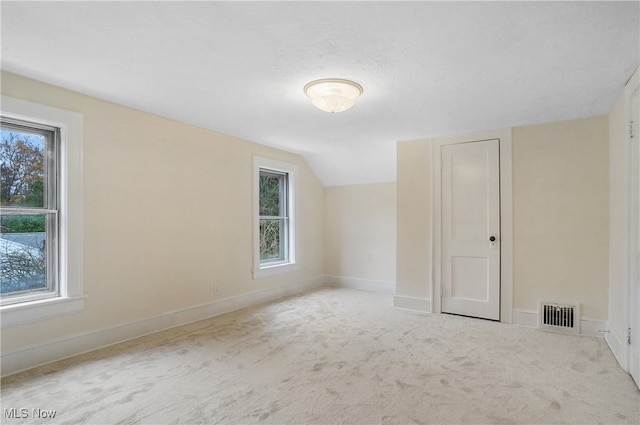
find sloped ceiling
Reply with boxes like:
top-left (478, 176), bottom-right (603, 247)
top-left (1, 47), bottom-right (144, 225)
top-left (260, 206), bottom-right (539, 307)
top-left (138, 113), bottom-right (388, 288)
top-left (1, 1), bottom-right (639, 186)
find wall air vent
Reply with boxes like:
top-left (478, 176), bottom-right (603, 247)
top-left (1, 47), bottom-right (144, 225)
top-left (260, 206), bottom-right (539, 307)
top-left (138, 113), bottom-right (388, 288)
top-left (539, 301), bottom-right (580, 334)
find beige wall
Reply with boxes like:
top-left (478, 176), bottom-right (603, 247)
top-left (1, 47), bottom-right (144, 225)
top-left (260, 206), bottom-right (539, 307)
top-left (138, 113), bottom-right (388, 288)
top-left (395, 140), bottom-right (432, 300)
top-left (513, 116), bottom-right (609, 319)
top-left (396, 116), bottom-right (610, 321)
top-left (324, 183), bottom-right (396, 283)
top-left (1, 72), bottom-right (325, 353)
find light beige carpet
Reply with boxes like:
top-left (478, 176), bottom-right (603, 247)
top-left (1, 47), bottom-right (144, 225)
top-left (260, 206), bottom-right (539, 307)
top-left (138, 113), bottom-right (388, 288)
top-left (1, 287), bottom-right (639, 425)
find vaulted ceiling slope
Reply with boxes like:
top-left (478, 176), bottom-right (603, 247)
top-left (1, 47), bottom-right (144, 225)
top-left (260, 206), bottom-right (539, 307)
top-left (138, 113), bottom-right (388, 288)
top-left (1, 2), bottom-right (639, 186)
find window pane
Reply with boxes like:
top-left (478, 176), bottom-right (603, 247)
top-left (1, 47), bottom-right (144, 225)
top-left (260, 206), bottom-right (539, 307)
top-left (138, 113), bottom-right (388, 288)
top-left (259, 172), bottom-right (283, 216)
top-left (0, 214), bottom-right (47, 294)
top-left (260, 218), bottom-right (285, 262)
top-left (1, 128), bottom-right (46, 208)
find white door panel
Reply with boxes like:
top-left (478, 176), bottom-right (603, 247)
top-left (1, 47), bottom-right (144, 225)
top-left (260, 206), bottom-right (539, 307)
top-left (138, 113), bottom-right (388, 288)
top-left (451, 256), bottom-right (489, 301)
top-left (441, 139), bottom-right (500, 321)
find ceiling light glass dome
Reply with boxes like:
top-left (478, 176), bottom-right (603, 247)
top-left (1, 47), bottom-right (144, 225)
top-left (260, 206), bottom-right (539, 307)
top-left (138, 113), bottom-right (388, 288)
top-left (304, 79), bottom-right (363, 113)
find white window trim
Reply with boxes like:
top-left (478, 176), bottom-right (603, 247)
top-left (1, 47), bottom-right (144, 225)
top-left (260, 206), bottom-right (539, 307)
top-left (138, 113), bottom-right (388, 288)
top-left (253, 156), bottom-right (298, 279)
top-left (1, 96), bottom-right (85, 327)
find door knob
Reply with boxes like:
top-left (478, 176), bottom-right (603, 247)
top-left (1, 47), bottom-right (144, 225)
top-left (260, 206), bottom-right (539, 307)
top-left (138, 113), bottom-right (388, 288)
top-left (489, 236), bottom-right (496, 242)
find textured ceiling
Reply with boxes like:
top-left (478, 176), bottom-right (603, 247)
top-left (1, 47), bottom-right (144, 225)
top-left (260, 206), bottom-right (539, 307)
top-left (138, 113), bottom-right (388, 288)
top-left (2, 2), bottom-right (639, 186)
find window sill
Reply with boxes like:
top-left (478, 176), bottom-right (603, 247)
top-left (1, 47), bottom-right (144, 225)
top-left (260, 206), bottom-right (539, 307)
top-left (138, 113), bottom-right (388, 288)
top-left (1, 295), bottom-right (86, 327)
top-left (253, 262), bottom-right (299, 279)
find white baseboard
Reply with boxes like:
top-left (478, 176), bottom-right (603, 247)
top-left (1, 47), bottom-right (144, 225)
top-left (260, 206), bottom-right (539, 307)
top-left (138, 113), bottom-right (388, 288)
top-left (512, 309), bottom-right (540, 328)
top-left (393, 295), bottom-right (432, 313)
top-left (1, 276), bottom-right (325, 377)
top-left (511, 308), bottom-right (607, 337)
top-left (580, 318), bottom-right (608, 337)
top-left (325, 275), bottom-right (395, 294)
top-left (605, 323), bottom-right (629, 372)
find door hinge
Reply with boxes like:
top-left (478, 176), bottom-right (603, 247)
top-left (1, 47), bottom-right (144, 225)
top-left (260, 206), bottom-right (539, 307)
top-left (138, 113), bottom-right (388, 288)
top-left (630, 121), bottom-right (635, 140)
top-left (628, 328), bottom-right (632, 345)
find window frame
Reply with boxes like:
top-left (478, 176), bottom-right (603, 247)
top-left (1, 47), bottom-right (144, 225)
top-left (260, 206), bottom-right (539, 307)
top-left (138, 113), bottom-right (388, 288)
top-left (259, 169), bottom-right (289, 265)
top-left (253, 156), bottom-right (298, 279)
top-left (1, 118), bottom-right (60, 305)
top-left (0, 96), bottom-right (84, 327)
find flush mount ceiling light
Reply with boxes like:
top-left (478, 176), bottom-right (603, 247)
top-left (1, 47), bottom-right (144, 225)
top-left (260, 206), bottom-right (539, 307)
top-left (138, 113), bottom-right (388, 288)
top-left (304, 78), bottom-right (363, 113)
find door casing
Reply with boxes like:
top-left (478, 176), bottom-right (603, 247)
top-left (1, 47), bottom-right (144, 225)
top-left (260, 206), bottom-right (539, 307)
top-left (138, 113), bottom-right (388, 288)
top-left (431, 128), bottom-right (513, 323)
top-left (628, 80), bottom-right (640, 387)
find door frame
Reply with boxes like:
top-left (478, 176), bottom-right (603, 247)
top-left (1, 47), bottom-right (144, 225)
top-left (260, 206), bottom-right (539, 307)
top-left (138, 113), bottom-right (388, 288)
top-left (628, 76), bottom-right (640, 386)
top-left (431, 128), bottom-right (514, 323)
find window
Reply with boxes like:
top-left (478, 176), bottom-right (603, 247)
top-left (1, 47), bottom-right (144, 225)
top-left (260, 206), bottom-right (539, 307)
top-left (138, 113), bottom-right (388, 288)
top-left (253, 157), bottom-right (297, 278)
top-left (1, 119), bottom-right (59, 304)
top-left (260, 170), bottom-right (290, 264)
top-left (1, 96), bottom-right (84, 326)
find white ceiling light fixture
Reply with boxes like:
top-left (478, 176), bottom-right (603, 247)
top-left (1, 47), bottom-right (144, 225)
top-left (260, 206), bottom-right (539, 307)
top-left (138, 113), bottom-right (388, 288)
top-left (304, 78), bottom-right (364, 113)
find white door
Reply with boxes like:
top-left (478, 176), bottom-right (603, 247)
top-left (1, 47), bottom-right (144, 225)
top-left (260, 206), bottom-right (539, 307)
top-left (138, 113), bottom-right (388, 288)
top-left (441, 139), bottom-right (501, 321)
